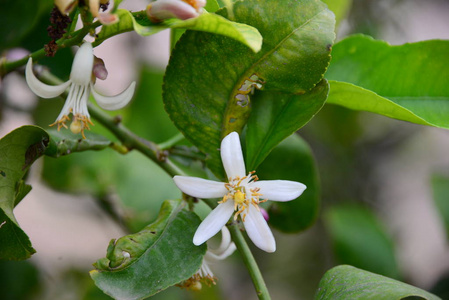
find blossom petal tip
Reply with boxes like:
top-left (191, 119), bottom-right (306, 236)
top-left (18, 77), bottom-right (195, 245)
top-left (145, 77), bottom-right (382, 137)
top-left (91, 81), bottom-right (136, 111)
top-left (221, 131), bottom-right (246, 177)
top-left (25, 58), bottom-right (71, 99)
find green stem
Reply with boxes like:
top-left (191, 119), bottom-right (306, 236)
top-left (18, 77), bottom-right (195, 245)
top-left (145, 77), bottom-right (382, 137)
top-left (228, 223), bottom-right (272, 300)
top-left (87, 104), bottom-right (187, 178)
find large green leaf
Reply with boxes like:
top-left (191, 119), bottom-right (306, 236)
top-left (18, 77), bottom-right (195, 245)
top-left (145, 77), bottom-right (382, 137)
top-left (164, 0), bottom-right (335, 177)
top-left (246, 79), bottom-right (328, 170)
top-left (96, 9), bottom-right (262, 52)
top-left (324, 205), bottom-right (400, 279)
top-left (326, 35), bottom-right (449, 129)
top-left (256, 134), bottom-right (319, 233)
top-left (91, 200), bottom-right (206, 300)
top-left (315, 265), bottom-right (441, 300)
top-left (0, 126), bottom-right (51, 260)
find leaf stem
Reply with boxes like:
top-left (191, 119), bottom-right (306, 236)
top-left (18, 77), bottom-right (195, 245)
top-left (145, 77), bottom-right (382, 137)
top-left (228, 223), bottom-right (272, 300)
top-left (157, 132), bottom-right (185, 150)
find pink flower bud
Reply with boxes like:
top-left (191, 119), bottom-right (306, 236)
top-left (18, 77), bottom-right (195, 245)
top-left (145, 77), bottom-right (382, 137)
top-left (260, 208), bottom-right (269, 222)
top-left (93, 56), bottom-right (108, 80)
top-left (147, 0), bottom-right (205, 23)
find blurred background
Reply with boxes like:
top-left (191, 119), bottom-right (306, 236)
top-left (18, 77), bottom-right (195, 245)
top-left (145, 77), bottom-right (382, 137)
top-left (1, 0), bottom-right (449, 299)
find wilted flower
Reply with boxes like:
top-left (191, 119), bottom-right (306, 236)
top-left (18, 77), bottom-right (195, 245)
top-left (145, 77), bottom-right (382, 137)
top-left (54, 0), bottom-right (118, 25)
top-left (25, 42), bottom-right (135, 138)
top-left (179, 227), bottom-right (236, 290)
top-left (174, 132), bottom-right (306, 253)
top-left (147, 0), bottom-right (206, 22)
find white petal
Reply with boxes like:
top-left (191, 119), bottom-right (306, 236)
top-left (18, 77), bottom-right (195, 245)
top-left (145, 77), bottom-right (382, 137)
top-left (193, 201), bottom-right (234, 246)
top-left (205, 242), bottom-right (236, 261)
top-left (220, 132), bottom-right (246, 178)
top-left (91, 81), bottom-right (136, 110)
top-left (251, 180), bottom-right (306, 201)
top-left (25, 58), bottom-right (71, 98)
top-left (173, 176), bottom-right (227, 198)
top-left (70, 43), bottom-right (94, 86)
top-left (214, 226), bottom-right (232, 253)
top-left (243, 205), bottom-right (276, 252)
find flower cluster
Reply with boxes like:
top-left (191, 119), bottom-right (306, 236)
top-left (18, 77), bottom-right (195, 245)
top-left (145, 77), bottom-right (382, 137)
top-left (174, 132), bottom-right (306, 253)
top-left (55, 0), bottom-right (118, 25)
top-left (25, 42), bottom-right (136, 138)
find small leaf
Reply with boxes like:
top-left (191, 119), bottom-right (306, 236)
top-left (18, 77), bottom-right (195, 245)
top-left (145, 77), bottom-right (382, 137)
top-left (324, 205), bottom-right (400, 279)
top-left (246, 79), bottom-right (328, 170)
top-left (315, 265), bottom-right (441, 300)
top-left (164, 0), bottom-right (335, 177)
top-left (91, 200), bottom-right (206, 300)
top-left (326, 35), bottom-right (449, 129)
top-left (96, 9), bottom-right (262, 52)
top-left (165, 12), bottom-right (262, 52)
top-left (0, 126), bottom-right (51, 260)
top-left (256, 134), bottom-right (319, 233)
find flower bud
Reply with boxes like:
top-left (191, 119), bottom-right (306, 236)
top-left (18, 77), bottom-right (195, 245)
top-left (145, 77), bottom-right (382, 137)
top-left (55, 0), bottom-right (77, 15)
top-left (93, 56), bottom-right (108, 80)
top-left (147, 0), bottom-right (206, 23)
top-left (260, 207), bottom-right (269, 222)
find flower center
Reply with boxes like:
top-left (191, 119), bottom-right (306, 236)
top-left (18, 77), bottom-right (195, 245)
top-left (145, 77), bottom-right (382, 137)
top-left (219, 171), bottom-right (266, 222)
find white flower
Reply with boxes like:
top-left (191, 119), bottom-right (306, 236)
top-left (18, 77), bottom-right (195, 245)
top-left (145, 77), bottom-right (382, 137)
top-left (25, 42), bottom-right (136, 138)
top-left (174, 132), bottom-right (307, 253)
top-left (147, 0), bottom-right (206, 23)
top-left (179, 227), bottom-right (236, 290)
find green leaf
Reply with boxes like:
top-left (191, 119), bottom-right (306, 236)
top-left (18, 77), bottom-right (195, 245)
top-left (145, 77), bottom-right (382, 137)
top-left (327, 81), bottom-right (431, 126)
top-left (91, 200), bottom-right (206, 300)
top-left (166, 12), bottom-right (262, 52)
top-left (256, 134), bottom-right (319, 233)
top-left (205, 0), bottom-right (220, 12)
top-left (315, 265), bottom-right (441, 300)
top-left (431, 174), bottom-right (449, 239)
top-left (246, 79), bottom-right (328, 170)
top-left (164, 0), bottom-right (335, 177)
top-left (96, 9), bottom-right (262, 52)
top-left (326, 35), bottom-right (449, 129)
top-left (324, 205), bottom-right (400, 279)
top-left (0, 126), bottom-right (51, 260)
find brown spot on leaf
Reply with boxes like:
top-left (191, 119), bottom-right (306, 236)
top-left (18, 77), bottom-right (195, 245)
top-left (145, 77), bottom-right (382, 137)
top-left (22, 138), bottom-right (49, 170)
